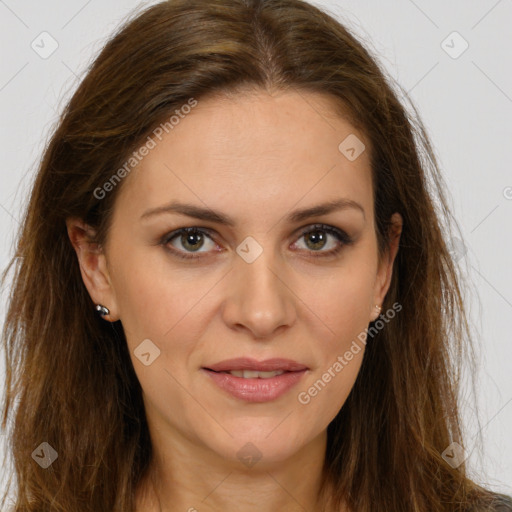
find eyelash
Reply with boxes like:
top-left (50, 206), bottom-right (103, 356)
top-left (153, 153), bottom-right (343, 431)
top-left (160, 224), bottom-right (353, 261)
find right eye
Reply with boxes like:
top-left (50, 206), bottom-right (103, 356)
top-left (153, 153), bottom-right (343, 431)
top-left (161, 227), bottom-right (219, 259)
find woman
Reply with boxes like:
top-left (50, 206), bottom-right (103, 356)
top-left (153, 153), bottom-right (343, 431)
top-left (1, 0), bottom-right (510, 510)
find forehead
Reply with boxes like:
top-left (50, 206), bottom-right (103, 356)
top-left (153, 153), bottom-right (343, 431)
top-left (163, 89), bottom-right (366, 162)
top-left (114, 89), bottom-right (373, 223)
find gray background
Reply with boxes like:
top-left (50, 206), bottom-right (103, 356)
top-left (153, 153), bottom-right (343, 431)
top-left (1, 0), bottom-right (511, 501)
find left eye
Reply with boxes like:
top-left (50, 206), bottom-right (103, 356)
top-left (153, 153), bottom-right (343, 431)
top-left (161, 224), bottom-right (352, 260)
top-left (292, 225), bottom-right (348, 253)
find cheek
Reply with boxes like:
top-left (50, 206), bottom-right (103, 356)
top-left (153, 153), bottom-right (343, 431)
top-left (302, 263), bottom-right (376, 339)
top-left (110, 246), bottom-right (208, 338)
top-left (294, 264), bottom-right (373, 414)
top-left (295, 337), bottom-right (365, 434)
top-left (111, 256), bottom-right (212, 418)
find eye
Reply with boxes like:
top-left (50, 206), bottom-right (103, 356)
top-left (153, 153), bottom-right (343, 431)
top-left (291, 224), bottom-right (353, 258)
top-left (162, 227), bottom-right (218, 259)
top-left (161, 224), bottom-right (353, 260)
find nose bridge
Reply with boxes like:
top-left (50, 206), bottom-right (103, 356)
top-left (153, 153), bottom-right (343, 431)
top-left (222, 237), bottom-right (295, 337)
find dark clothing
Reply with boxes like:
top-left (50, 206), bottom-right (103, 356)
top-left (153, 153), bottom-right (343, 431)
top-left (489, 493), bottom-right (512, 511)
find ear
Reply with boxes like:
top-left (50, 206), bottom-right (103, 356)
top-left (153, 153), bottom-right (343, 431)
top-left (66, 217), bottom-right (119, 322)
top-left (370, 212), bottom-right (403, 321)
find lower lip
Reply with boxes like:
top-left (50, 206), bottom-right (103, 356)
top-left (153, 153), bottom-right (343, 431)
top-left (202, 369), bottom-right (307, 403)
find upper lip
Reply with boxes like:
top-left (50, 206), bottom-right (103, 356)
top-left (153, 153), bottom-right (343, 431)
top-left (203, 358), bottom-right (308, 372)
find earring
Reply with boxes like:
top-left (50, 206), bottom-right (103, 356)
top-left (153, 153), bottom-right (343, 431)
top-left (375, 305), bottom-right (382, 313)
top-left (95, 304), bottom-right (110, 317)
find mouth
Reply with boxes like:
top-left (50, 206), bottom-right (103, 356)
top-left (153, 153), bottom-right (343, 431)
top-left (201, 358), bottom-right (308, 402)
top-left (204, 368), bottom-right (291, 379)
top-left (203, 357), bottom-right (308, 374)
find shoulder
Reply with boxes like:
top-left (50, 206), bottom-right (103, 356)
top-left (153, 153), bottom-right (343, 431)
top-left (468, 493), bottom-right (512, 512)
top-left (489, 493), bottom-right (512, 512)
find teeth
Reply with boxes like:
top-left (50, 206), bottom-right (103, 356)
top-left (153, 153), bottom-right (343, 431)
top-left (227, 370), bottom-right (285, 378)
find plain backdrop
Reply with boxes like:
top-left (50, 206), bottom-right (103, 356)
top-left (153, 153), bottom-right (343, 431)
top-left (0, 0), bottom-right (511, 502)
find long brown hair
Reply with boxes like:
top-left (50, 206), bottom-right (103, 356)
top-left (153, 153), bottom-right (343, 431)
top-left (0, 0), bottom-right (502, 510)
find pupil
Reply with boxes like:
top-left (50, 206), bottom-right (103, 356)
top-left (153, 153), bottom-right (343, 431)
top-left (183, 231), bottom-right (203, 251)
top-left (307, 230), bottom-right (326, 250)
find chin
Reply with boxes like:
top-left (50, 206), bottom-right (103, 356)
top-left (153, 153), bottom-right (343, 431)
top-left (201, 426), bottom-right (310, 469)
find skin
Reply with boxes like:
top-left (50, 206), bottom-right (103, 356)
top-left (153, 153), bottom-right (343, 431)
top-left (67, 89), bottom-right (402, 512)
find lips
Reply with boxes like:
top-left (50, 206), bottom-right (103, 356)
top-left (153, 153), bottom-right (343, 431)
top-left (203, 357), bottom-right (308, 373)
top-left (202, 357), bottom-right (309, 402)
top-left (202, 366), bottom-right (307, 403)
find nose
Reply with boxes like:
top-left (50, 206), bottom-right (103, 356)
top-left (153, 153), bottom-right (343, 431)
top-left (221, 247), bottom-right (297, 339)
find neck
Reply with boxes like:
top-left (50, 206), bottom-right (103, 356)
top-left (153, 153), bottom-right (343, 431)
top-left (135, 432), bottom-right (333, 512)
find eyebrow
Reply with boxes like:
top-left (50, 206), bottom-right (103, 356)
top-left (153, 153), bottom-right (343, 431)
top-left (140, 198), bottom-right (366, 225)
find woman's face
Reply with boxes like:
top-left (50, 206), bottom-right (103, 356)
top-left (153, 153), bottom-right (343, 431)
top-left (70, 89), bottom-right (401, 468)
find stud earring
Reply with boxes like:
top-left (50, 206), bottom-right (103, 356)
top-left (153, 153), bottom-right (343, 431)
top-left (372, 305), bottom-right (382, 321)
top-left (95, 304), bottom-right (110, 317)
